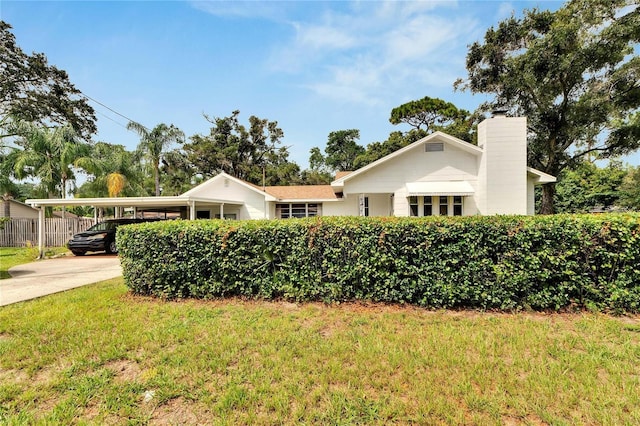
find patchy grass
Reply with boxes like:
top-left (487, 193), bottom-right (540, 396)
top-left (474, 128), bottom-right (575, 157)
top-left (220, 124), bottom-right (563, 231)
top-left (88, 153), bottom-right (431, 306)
top-left (0, 247), bottom-right (70, 279)
top-left (0, 278), bottom-right (639, 425)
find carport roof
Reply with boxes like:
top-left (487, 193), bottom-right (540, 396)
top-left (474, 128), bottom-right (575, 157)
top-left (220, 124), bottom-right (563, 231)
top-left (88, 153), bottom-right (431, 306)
top-left (25, 195), bottom-right (243, 208)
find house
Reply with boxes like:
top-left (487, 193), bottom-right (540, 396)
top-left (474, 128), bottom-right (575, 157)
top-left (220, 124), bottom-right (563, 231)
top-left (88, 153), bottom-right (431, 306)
top-left (24, 114), bottom-right (555, 255)
top-left (182, 114), bottom-right (556, 220)
top-left (0, 199), bottom-right (39, 219)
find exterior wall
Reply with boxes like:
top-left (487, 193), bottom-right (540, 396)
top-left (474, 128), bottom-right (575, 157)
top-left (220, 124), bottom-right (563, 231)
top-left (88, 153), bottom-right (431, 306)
top-left (323, 196), bottom-right (357, 216)
top-left (343, 140), bottom-right (478, 195)
top-left (477, 116), bottom-right (528, 215)
top-left (188, 176), bottom-right (267, 220)
top-left (527, 177), bottom-right (536, 215)
top-left (341, 137), bottom-right (479, 217)
top-left (267, 202), bottom-right (276, 219)
top-left (459, 195), bottom-right (478, 216)
top-left (476, 123), bottom-right (488, 214)
top-left (368, 193), bottom-right (392, 216)
top-left (393, 186), bottom-right (410, 217)
top-left (1, 201), bottom-right (39, 218)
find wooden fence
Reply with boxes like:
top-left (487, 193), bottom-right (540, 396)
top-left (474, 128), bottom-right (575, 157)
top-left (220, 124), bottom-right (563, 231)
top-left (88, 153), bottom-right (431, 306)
top-left (0, 218), bottom-right (95, 247)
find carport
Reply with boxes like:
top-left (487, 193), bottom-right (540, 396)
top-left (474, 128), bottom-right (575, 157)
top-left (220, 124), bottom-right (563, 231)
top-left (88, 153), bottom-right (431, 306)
top-left (25, 195), bottom-right (243, 257)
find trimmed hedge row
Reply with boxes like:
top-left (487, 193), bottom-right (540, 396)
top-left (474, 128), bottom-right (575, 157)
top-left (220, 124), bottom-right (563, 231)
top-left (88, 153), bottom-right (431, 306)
top-left (118, 214), bottom-right (640, 312)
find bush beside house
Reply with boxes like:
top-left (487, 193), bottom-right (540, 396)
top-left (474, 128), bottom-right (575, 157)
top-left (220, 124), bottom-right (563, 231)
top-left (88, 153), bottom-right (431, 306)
top-left (118, 214), bottom-right (640, 312)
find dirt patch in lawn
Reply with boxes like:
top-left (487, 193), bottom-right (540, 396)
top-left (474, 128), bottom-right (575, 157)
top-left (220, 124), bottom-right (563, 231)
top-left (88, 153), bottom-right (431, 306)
top-left (149, 397), bottom-right (209, 425)
top-left (105, 359), bottom-right (142, 383)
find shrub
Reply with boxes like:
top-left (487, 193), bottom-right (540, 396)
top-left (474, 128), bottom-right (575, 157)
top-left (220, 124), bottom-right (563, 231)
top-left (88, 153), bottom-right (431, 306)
top-left (117, 214), bottom-right (640, 312)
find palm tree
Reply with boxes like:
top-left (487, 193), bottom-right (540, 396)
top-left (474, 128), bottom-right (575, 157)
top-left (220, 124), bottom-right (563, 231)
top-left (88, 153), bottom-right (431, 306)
top-left (75, 142), bottom-right (147, 198)
top-left (11, 123), bottom-right (90, 199)
top-left (126, 122), bottom-right (185, 196)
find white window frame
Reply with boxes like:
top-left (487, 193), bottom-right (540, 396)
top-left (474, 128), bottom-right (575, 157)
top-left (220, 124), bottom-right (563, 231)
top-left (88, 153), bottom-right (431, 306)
top-left (408, 196), bottom-right (463, 217)
top-left (276, 203), bottom-right (322, 219)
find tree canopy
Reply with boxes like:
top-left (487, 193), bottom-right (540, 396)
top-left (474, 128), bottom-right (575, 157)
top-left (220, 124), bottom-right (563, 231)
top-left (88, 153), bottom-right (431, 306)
top-left (456, 0), bottom-right (640, 213)
top-left (183, 111), bottom-right (298, 186)
top-left (0, 21), bottom-right (96, 139)
top-left (127, 122), bottom-right (185, 196)
top-left (390, 96), bottom-right (468, 133)
top-left (9, 123), bottom-right (90, 199)
top-left (75, 142), bottom-right (146, 198)
top-left (554, 161), bottom-right (627, 213)
top-left (619, 166), bottom-right (640, 210)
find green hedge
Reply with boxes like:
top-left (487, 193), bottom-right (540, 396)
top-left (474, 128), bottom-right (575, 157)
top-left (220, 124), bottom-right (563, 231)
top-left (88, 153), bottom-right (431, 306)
top-left (117, 214), bottom-right (640, 312)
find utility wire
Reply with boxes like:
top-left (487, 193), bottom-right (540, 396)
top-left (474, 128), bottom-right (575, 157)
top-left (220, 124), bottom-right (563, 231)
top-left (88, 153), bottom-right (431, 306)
top-left (94, 110), bottom-right (129, 130)
top-left (81, 92), bottom-right (151, 132)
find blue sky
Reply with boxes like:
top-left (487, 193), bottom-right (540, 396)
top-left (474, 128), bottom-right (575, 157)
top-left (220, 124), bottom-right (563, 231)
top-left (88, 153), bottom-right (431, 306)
top-left (5, 0), bottom-right (637, 168)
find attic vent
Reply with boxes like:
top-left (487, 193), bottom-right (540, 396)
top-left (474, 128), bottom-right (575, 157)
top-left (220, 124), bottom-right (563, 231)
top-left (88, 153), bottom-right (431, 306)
top-left (425, 142), bottom-right (444, 152)
top-left (224, 179), bottom-right (230, 187)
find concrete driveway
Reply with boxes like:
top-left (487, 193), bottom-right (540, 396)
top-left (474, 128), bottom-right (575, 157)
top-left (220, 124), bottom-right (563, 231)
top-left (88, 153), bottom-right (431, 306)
top-left (0, 254), bottom-right (123, 306)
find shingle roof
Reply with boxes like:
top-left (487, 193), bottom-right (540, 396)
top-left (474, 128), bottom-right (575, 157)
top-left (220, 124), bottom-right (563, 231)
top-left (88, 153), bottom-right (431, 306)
top-left (334, 171), bottom-right (353, 180)
top-left (263, 185), bottom-right (339, 200)
top-left (239, 174), bottom-right (339, 200)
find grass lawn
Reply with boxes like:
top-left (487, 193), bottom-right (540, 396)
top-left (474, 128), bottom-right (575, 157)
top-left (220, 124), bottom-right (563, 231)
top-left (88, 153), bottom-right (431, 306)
top-left (0, 278), bottom-right (639, 425)
top-left (0, 247), bottom-right (70, 279)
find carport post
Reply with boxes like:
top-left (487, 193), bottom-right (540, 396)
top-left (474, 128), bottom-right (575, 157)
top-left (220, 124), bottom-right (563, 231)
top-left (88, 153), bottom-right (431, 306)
top-left (189, 201), bottom-right (196, 220)
top-left (37, 207), bottom-right (45, 259)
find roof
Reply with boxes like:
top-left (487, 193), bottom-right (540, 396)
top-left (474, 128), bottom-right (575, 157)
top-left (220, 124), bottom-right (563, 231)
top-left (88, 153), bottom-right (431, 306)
top-left (182, 171), bottom-right (277, 201)
top-left (334, 171), bottom-right (353, 180)
top-left (183, 172), bottom-right (340, 202)
top-left (331, 132), bottom-right (482, 189)
top-left (264, 185), bottom-right (340, 201)
top-left (25, 196), bottom-right (243, 208)
top-left (527, 167), bottom-right (556, 184)
top-left (52, 210), bottom-right (78, 218)
top-left (406, 181), bottom-right (475, 196)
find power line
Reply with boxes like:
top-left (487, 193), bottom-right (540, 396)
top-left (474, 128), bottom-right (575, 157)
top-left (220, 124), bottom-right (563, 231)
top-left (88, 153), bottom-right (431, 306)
top-left (80, 92), bottom-right (150, 132)
top-left (94, 110), bottom-right (129, 130)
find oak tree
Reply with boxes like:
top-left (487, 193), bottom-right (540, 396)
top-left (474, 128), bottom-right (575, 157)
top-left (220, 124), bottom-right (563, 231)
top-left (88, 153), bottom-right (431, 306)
top-left (456, 0), bottom-right (640, 213)
top-left (1, 21), bottom-right (96, 139)
top-left (183, 110), bottom-right (298, 186)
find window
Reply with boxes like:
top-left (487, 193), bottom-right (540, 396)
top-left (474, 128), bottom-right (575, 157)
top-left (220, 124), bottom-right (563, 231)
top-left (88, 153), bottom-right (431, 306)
top-left (364, 197), bottom-right (369, 217)
top-left (409, 196), bottom-right (436, 216)
top-left (307, 204), bottom-right (320, 217)
top-left (276, 203), bottom-right (322, 219)
top-left (291, 204), bottom-right (307, 218)
top-left (276, 204), bottom-right (290, 218)
top-left (214, 213), bottom-right (237, 220)
top-left (423, 196), bottom-right (433, 216)
top-left (425, 142), bottom-right (444, 152)
top-left (409, 196), bottom-right (418, 217)
top-left (196, 210), bottom-right (210, 219)
top-left (453, 196), bottom-right (463, 216)
top-left (439, 196), bottom-right (448, 216)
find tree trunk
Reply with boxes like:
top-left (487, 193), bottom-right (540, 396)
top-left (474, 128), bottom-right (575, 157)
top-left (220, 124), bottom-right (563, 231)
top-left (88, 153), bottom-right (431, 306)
top-left (540, 183), bottom-right (556, 214)
top-left (154, 164), bottom-right (161, 196)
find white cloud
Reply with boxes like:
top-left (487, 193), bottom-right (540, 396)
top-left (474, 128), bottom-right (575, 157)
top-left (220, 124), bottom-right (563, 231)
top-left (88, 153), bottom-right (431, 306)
top-left (295, 23), bottom-right (358, 51)
top-left (192, 0), bottom-right (477, 106)
top-left (383, 14), bottom-right (466, 65)
top-left (267, 1), bottom-right (477, 105)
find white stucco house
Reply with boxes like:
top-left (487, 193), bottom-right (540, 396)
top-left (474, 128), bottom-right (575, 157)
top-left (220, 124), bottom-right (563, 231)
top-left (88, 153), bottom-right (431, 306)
top-left (181, 115), bottom-right (556, 220)
top-left (27, 114), bottom-right (556, 223)
top-left (24, 114), bottom-right (555, 254)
